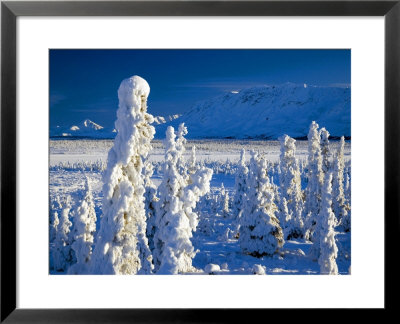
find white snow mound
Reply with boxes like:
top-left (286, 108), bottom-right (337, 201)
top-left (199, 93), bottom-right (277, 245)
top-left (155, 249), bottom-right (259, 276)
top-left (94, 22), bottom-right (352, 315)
top-left (252, 264), bottom-right (267, 275)
top-left (204, 263), bottom-right (221, 274)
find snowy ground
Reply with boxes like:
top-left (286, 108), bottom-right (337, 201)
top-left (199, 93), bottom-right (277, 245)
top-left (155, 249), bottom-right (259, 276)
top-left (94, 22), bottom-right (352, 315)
top-left (49, 139), bottom-right (351, 275)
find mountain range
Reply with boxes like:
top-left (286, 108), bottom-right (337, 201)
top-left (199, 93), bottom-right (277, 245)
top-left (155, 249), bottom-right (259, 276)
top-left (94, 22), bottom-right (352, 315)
top-left (50, 83), bottom-right (350, 140)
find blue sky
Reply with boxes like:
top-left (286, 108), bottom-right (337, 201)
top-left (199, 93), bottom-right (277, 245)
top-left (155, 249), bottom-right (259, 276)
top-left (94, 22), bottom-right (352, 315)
top-left (50, 49), bottom-right (350, 129)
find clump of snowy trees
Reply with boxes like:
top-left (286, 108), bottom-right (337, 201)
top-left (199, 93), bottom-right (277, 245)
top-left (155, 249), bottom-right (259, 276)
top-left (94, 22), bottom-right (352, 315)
top-left (231, 121), bottom-right (350, 273)
top-left (68, 177), bottom-right (97, 274)
top-left (50, 76), bottom-right (213, 275)
top-left (152, 124), bottom-right (212, 274)
top-left (50, 178), bottom-right (96, 273)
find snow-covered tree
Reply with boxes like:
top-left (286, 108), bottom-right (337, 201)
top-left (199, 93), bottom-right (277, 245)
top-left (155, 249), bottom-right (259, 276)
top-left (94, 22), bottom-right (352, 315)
top-left (232, 149), bottom-right (249, 236)
top-left (332, 136), bottom-right (348, 229)
top-left (304, 121), bottom-right (324, 241)
top-left (52, 195), bottom-right (75, 272)
top-left (239, 151), bottom-right (284, 256)
top-left (153, 125), bottom-right (213, 274)
top-left (143, 159), bottom-right (159, 253)
top-left (50, 210), bottom-right (59, 244)
top-left (90, 75), bottom-right (154, 275)
top-left (68, 177), bottom-right (97, 274)
top-left (278, 197), bottom-right (291, 238)
top-left (344, 171), bottom-right (351, 202)
top-left (342, 170), bottom-right (351, 232)
top-left (222, 190), bottom-right (230, 218)
top-left (49, 195), bottom-right (61, 243)
top-left (278, 135), bottom-right (304, 239)
top-left (318, 172), bottom-right (339, 274)
top-left (216, 183), bottom-right (230, 218)
top-left (188, 145), bottom-right (197, 175)
top-left (320, 127), bottom-right (331, 174)
top-left (175, 123), bottom-right (188, 177)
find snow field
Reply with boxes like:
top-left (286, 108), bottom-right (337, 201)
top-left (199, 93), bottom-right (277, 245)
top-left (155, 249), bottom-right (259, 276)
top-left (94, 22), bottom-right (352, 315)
top-left (50, 137), bottom-right (351, 275)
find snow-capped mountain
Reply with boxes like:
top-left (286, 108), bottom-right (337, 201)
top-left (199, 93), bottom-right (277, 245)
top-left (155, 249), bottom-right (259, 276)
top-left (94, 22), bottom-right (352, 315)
top-left (50, 119), bottom-right (114, 138)
top-left (154, 83), bottom-right (350, 139)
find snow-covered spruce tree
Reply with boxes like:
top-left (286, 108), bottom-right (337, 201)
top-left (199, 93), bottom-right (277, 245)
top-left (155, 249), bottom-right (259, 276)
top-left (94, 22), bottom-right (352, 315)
top-left (50, 210), bottom-right (59, 245)
top-left (50, 195), bottom-right (62, 243)
top-left (232, 149), bottom-right (249, 237)
top-left (188, 145), bottom-right (197, 175)
top-left (90, 75), bottom-right (154, 275)
top-left (320, 127), bottom-right (331, 174)
top-left (342, 170), bottom-right (351, 232)
top-left (49, 196), bottom-right (61, 271)
top-left (304, 121), bottom-right (324, 241)
top-left (217, 183), bottom-right (230, 218)
top-left (68, 176), bottom-right (97, 274)
top-left (344, 172), bottom-right (351, 202)
top-left (153, 125), bottom-right (212, 274)
top-left (144, 159), bottom-right (159, 253)
top-left (332, 136), bottom-right (348, 229)
top-left (239, 151), bottom-right (284, 257)
top-left (53, 195), bottom-right (75, 272)
top-left (222, 190), bottom-right (230, 218)
top-left (175, 123), bottom-right (188, 177)
top-left (278, 198), bottom-right (291, 239)
top-left (318, 172), bottom-right (339, 274)
top-left (278, 135), bottom-right (304, 239)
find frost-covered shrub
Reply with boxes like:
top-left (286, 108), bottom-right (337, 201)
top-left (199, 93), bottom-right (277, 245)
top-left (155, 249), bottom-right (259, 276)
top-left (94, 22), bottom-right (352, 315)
top-left (90, 75), bottom-right (154, 275)
top-left (50, 160), bottom-right (106, 172)
top-left (278, 135), bottom-right (304, 239)
top-left (52, 195), bottom-right (75, 272)
top-left (68, 177), bottom-right (97, 274)
top-left (304, 121), bottom-right (324, 241)
top-left (318, 172), bottom-right (339, 274)
top-left (239, 151), bottom-right (284, 257)
top-left (153, 124), bottom-right (213, 274)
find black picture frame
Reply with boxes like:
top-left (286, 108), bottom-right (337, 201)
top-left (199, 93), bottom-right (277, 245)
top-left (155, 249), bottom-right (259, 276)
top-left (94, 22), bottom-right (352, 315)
top-left (1, 0), bottom-right (399, 322)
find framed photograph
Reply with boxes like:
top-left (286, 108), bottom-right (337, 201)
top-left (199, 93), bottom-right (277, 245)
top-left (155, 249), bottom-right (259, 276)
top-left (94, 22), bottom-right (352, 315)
top-left (1, 0), bottom-right (398, 321)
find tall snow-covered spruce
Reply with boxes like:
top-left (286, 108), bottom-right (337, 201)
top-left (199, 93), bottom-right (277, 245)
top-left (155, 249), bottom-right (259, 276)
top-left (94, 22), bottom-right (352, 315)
top-left (278, 135), bottom-right (304, 239)
top-left (239, 151), bottom-right (284, 256)
top-left (304, 121), bottom-right (324, 241)
top-left (90, 75), bottom-right (154, 275)
top-left (232, 149), bottom-right (249, 236)
top-left (318, 172), bottom-right (339, 275)
top-left (320, 127), bottom-right (331, 174)
top-left (68, 176), bottom-right (97, 274)
top-left (332, 136), bottom-right (350, 231)
top-left (153, 124), bottom-right (213, 274)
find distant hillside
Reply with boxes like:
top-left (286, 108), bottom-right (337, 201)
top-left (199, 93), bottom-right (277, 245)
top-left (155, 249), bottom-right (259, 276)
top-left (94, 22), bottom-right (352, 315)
top-left (154, 83), bottom-right (350, 139)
